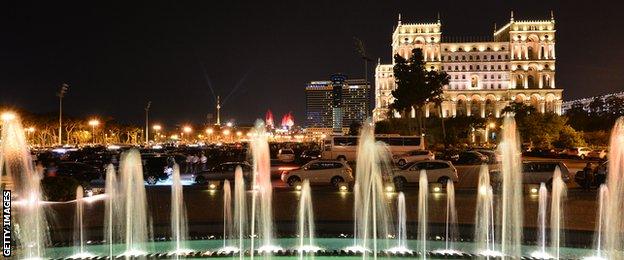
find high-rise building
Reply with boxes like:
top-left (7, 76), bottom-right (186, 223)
top-left (373, 12), bottom-right (563, 122)
top-left (305, 75), bottom-right (370, 134)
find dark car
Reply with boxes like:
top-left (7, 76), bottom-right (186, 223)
top-left (194, 162), bottom-right (252, 186)
top-left (300, 150), bottom-right (322, 162)
top-left (142, 155), bottom-right (175, 185)
top-left (53, 162), bottom-right (102, 183)
top-left (455, 151), bottom-right (488, 165)
top-left (575, 161), bottom-right (608, 188)
top-left (435, 149), bottom-right (461, 162)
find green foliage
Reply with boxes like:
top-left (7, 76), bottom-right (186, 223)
top-left (41, 176), bottom-right (81, 201)
top-left (504, 103), bottom-right (585, 148)
top-left (583, 130), bottom-right (610, 147)
top-left (391, 48), bottom-right (449, 134)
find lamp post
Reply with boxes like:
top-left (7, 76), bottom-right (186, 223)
top-left (183, 126), bottom-right (192, 143)
top-left (88, 119), bottom-right (100, 144)
top-left (153, 124), bottom-right (162, 143)
top-left (145, 101), bottom-right (151, 145)
top-left (57, 83), bottom-right (69, 145)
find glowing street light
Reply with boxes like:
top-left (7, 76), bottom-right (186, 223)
top-left (236, 131), bottom-right (242, 137)
top-left (226, 122), bottom-right (233, 127)
top-left (1, 111), bottom-right (16, 122)
top-left (183, 126), bottom-right (192, 133)
top-left (489, 122), bottom-right (496, 129)
top-left (153, 124), bottom-right (162, 131)
top-left (205, 128), bottom-right (214, 134)
top-left (88, 119), bottom-right (100, 144)
top-left (222, 129), bottom-right (231, 136)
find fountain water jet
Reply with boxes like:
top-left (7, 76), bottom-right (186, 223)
top-left (417, 170), bottom-right (428, 258)
top-left (530, 183), bottom-right (552, 259)
top-left (344, 120), bottom-right (393, 258)
top-left (432, 180), bottom-right (461, 255)
top-left (296, 179), bottom-right (321, 256)
top-left (386, 192), bottom-right (411, 254)
top-left (68, 186), bottom-right (95, 259)
top-left (587, 185), bottom-right (609, 260)
top-left (118, 149), bottom-right (150, 256)
top-left (249, 120), bottom-right (281, 254)
top-left (474, 164), bottom-right (500, 257)
top-left (0, 114), bottom-right (48, 259)
top-left (550, 167), bottom-right (567, 258)
top-left (170, 163), bottom-right (191, 255)
top-left (104, 164), bottom-right (120, 258)
top-left (497, 114), bottom-right (524, 257)
top-left (602, 117), bottom-right (624, 258)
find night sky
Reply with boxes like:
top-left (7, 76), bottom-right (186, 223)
top-left (1, 1), bottom-right (622, 126)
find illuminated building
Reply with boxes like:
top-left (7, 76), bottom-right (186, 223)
top-left (373, 11), bottom-right (562, 122)
top-left (305, 75), bottom-right (371, 134)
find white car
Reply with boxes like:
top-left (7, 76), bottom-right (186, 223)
top-left (277, 148), bottom-right (295, 162)
top-left (491, 161), bottom-right (571, 187)
top-left (391, 160), bottom-right (458, 191)
top-left (281, 160), bottom-right (353, 187)
top-left (393, 150), bottom-right (435, 166)
top-left (587, 149), bottom-right (608, 160)
top-left (562, 147), bottom-right (592, 159)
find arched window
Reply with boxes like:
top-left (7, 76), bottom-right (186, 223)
top-left (528, 75), bottom-right (536, 88)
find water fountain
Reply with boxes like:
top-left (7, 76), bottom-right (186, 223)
top-left (104, 164), bottom-right (119, 258)
top-left (0, 113), bottom-right (48, 259)
top-left (69, 186), bottom-right (95, 259)
top-left (249, 120), bottom-right (281, 253)
top-left (344, 120), bottom-right (393, 257)
top-left (531, 183), bottom-right (551, 259)
top-left (551, 167), bottom-right (567, 258)
top-left (220, 180), bottom-right (234, 251)
top-left (170, 163), bottom-right (191, 255)
top-left (386, 192), bottom-right (410, 254)
top-left (296, 179), bottom-right (321, 256)
top-left (603, 117), bottom-right (624, 258)
top-left (474, 164), bottom-right (501, 257)
top-left (497, 114), bottom-right (524, 258)
top-left (588, 185), bottom-right (609, 260)
top-left (118, 149), bottom-right (150, 256)
top-left (417, 170), bottom-right (428, 258)
top-left (432, 180), bottom-right (460, 255)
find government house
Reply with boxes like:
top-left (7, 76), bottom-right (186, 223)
top-left (373, 12), bottom-right (563, 122)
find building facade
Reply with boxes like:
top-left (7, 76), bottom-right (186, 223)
top-left (305, 75), bottom-right (370, 134)
top-left (373, 12), bottom-right (563, 122)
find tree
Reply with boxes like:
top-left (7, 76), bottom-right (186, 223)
top-left (391, 48), bottom-right (449, 135)
top-left (348, 121), bottom-right (362, 136)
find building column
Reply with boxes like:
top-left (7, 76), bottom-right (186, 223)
top-left (452, 101), bottom-right (457, 117)
top-left (555, 100), bottom-right (562, 115)
top-left (524, 75), bottom-right (528, 89)
top-left (480, 102), bottom-right (486, 118)
top-left (466, 102), bottom-right (472, 116)
top-left (539, 73), bottom-right (543, 88)
top-left (539, 100), bottom-right (546, 113)
top-left (551, 77), bottom-right (556, 88)
top-left (425, 104), bottom-right (430, 118)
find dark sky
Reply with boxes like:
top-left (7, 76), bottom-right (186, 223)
top-left (1, 0), bottom-right (622, 126)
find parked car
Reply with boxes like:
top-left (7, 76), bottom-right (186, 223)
top-left (491, 161), bottom-right (571, 188)
top-left (392, 160), bottom-right (458, 191)
top-left (194, 162), bottom-right (252, 185)
top-left (300, 150), bottom-right (322, 161)
top-left (393, 150), bottom-right (435, 166)
top-left (574, 161), bottom-right (608, 188)
top-left (277, 148), bottom-right (296, 162)
top-left (53, 162), bottom-right (102, 183)
top-left (561, 147), bottom-right (592, 159)
top-left (474, 149), bottom-right (500, 164)
top-left (435, 149), bottom-right (460, 162)
top-left (455, 151), bottom-right (488, 165)
top-left (142, 155), bottom-right (175, 185)
top-left (587, 149), bottom-right (608, 160)
top-left (281, 160), bottom-right (353, 187)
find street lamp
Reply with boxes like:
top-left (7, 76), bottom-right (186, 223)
top-left (1, 111), bottom-right (16, 122)
top-left (88, 119), bottom-right (100, 144)
top-left (152, 124), bottom-right (162, 142)
top-left (26, 127), bottom-right (35, 143)
top-left (145, 101), bottom-right (151, 144)
top-left (183, 126), bottom-right (192, 142)
top-left (57, 83), bottom-right (69, 145)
